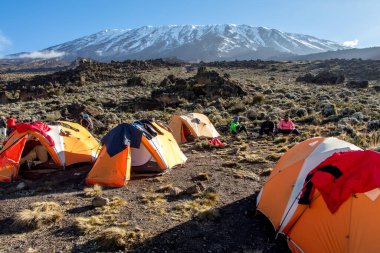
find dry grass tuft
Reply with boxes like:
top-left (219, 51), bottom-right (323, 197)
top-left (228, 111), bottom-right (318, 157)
top-left (368, 131), bottom-right (380, 150)
top-left (266, 153), bottom-right (282, 162)
top-left (13, 202), bottom-right (63, 230)
top-left (193, 173), bottom-right (210, 181)
top-left (140, 193), bottom-right (166, 205)
top-left (156, 184), bottom-right (174, 193)
top-left (274, 136), bottom-right (288, 144)
top-left (240, 154), bottom-right (268, 164)
top-left (96, 196), bottom-right (127, 215)
top-left (260, 168), bottom-right (273, 177)
top-left (193, 139), bottom-right (224, 151)
top-left (83, 184), bottom-right (103, 197)
top-left (75, 215), bottom-right (105, 234)
top-left (199, 190), bottom-right (220, 206)
top-left (95, 226), bottom-right (144, 250)
top-left (221, 167), bottom-right (260, 180)
top-left (222, 160), bottom-right (241, 169)
top-left (174, 189), bottom-right (220, 217)
top-left (96, 227), bottom-right (127, 250)
top-left (197, 208), bottom-right (221, 221)
top-left (26, 248), bottom-right (39, 253)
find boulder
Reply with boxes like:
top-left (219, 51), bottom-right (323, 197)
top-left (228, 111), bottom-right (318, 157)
top-left (346, 80), bottom-right (369, 89)
top-left (319, 103), bottom-right (337, 117)
top-left (16, 182), bottom-right (27, 190)
top-left (126, 76), bottom-right (147, 87)
top-left (340, 107), bottom-right (355, 117)
top-left (152, 68), bottom-right (247, 107)
top-left (296, 71), bottom-right (345, 85)
top-left (92, 196), bottom-right (109, 207)
top-left (368, 120), bottom-right (380, 132)
top-left (373, 86), bottom-right (380, 92)
top-left (185, 182), bottom-right (206, 195)
top-left (169, 187), bottom-right (183, 197)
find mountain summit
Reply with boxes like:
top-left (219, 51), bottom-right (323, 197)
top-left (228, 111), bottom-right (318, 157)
top-left (10, 24), bottom-right (347, 61)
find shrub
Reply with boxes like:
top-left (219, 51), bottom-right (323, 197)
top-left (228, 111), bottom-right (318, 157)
top-left (13, 202), bottom-right (63, 230)
top-left (83, 184), bottom-right (103, 197)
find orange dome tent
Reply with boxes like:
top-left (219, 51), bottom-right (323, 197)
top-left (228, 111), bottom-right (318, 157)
top-left (0, 121), bottom-right (100, 182)
top-left (168, 113), bottom-right (220, 143)
top-left (86, 120), bottom-right (187, 187)
top-left (255, 137), bottom-right (380, 253)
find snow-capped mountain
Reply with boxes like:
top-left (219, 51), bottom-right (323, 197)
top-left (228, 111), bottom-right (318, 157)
top-left (9, 24), bottom-right (348, 61)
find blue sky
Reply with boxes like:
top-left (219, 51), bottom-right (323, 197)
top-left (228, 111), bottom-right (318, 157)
top-left (1, 0), bottom-right (380, 55)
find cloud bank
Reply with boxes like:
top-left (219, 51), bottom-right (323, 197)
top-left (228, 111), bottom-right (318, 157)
top-left (18, 50), bottom-right (65, 59)
top-left (343, 39), bottom-right (359, 48)
top-left (0, 32), bottom-right (11, 51)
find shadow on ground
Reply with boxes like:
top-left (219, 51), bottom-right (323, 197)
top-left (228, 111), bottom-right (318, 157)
top-left (130, 193), bottom-right (291, 253)
top-left (0, 165), bottom-right (91, 201)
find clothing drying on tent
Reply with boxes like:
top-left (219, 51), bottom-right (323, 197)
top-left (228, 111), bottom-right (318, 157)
top-left (4, 122), bottom-right (55, 146)
top-left (86, 120), bottom-right (187, 187)
top-left (299, 150), bottom-right (380, 213)
top-left (168, 113), bottom-right (220, 143)
top-left (0, 121), bottom-right (100, 182)
top-left (255, 137), bottom-right (380, 253)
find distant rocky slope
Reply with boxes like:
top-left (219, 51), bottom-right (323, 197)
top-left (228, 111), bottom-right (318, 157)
top-left (277, 47), bottom-right (380, 61)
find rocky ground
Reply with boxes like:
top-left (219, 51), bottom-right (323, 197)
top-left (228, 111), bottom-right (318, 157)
top-left (0, 59), bottom-right (379, 252)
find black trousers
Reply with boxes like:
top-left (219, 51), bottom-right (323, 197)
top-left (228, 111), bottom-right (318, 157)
top-left (236, 125), bottom-right (247, 134)
top-left (276, 129), bottom-right (300, 135)
top-left (259, 127), bottom-right (274, 136)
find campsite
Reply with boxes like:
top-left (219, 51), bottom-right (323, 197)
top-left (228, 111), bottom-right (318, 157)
top-left (0, 58), bottom-right (380, 252)
top-left (1, 1), bottom-right (380, 252)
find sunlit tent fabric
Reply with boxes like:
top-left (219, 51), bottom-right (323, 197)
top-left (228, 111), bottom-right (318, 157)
top-left (168, 113), bottom-right (220, 143)
top-left (255, 137), bottom-right (380, 253)
top-left (86, 120), bottom-right (187, 187)
top-left (0, 121), bottom-right (100, 182)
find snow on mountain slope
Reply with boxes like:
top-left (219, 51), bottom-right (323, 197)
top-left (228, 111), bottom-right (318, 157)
top-left (12, 24), bottom-right (348, 61)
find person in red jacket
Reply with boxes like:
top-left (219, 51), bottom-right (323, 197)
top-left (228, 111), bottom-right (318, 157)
top-left (276, 114), bottom-right (300, 135)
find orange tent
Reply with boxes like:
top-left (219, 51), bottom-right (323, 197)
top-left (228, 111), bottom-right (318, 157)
top-left (168, 113), bottom-right (220, 143)
top-left (256, 137), bottom-right (380, 253)
top-left (0, 121), bottom-right (100, 182)
top-left (86, 121), bottom-right (187, 187)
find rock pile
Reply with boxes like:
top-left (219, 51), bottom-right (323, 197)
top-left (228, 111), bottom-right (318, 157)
top-left (152, 67), bottom-right (247, 107)
top-left (296, 71), bottom-right (345, 85)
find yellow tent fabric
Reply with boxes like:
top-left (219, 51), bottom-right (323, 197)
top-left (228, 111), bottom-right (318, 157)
top-left (0, 121), bottom-right (100, 182)
top-left (168, 113), bottom-right (220, 143)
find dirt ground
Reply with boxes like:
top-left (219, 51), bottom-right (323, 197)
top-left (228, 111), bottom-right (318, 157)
top-left (0, 135), bottom-right (291, 253)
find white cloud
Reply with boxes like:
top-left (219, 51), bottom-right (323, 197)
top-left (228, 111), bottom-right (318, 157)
top-left (0, 32), bottom-right (11, 51)
top-left (18, 50), bottom-right (65, 59)
top-left (343, 39), bottom-right (359, 48)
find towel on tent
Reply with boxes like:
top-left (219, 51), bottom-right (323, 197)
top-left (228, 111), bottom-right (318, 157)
top-left (101, 123), bottom-right (143, 157)
top-left (11, 122), bottom-right (55, 146)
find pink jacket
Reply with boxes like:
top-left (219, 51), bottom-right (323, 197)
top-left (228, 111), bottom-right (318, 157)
top-left (277, 119), bottom-right (295, 130)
